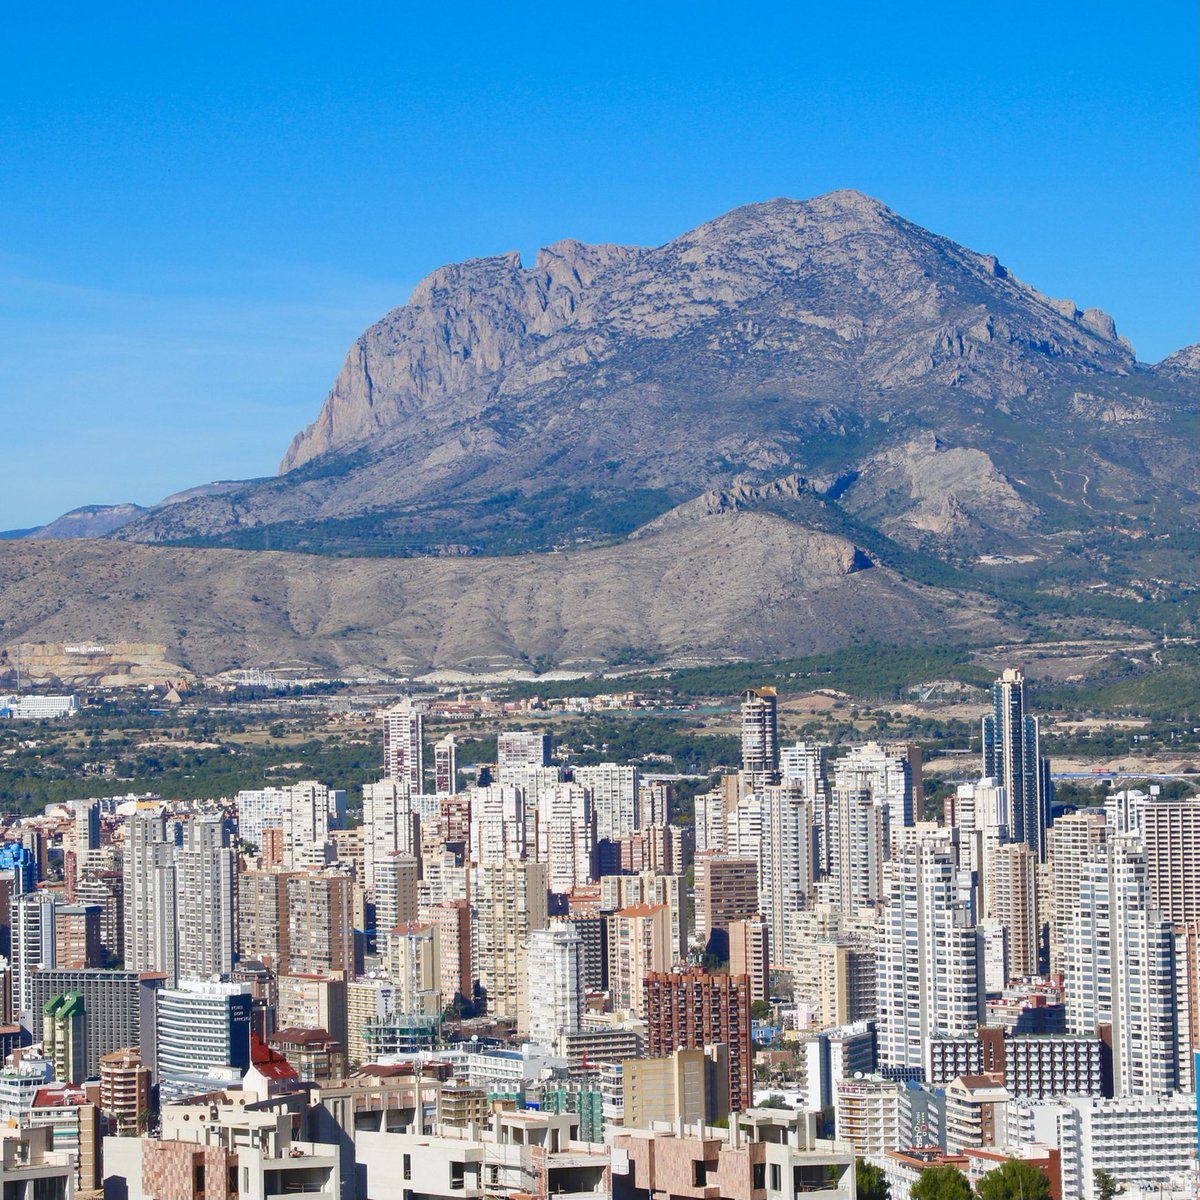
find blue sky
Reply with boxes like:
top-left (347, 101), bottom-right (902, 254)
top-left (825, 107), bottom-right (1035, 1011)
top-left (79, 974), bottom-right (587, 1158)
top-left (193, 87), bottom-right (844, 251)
top-left (1, 1), bottom-right (1195, 530)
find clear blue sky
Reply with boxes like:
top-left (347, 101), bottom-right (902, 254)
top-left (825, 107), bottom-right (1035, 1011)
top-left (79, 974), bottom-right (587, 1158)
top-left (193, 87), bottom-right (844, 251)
top-left (1, 1), bottom-right (1195, 530)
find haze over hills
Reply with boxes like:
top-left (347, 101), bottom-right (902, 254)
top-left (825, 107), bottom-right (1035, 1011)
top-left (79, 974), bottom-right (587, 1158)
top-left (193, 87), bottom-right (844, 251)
top-left (1, 190), bottom-right (1196, 676)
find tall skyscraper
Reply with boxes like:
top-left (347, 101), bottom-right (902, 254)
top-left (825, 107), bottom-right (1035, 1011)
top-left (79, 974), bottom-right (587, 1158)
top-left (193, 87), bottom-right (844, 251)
top-left (13, 890), bottom-right (57, 1015)
top-left (876, 830), bottom-right (984, 1076)
top-left (280, 780), bottom-right (336, 870)
top-left (176, 815), bottom-right (235, 981)
top-left (1065, 838), bottom-right (1181, 1096)
top-left (524, 924), bottom-right (584, 1044)
top-left (535, 783), bottom-right (596, 894)
top-left (1142, 798), bottom-right (1200, 923)
top-left (122, 802), bottom-right (178, 981)
top-left (740, 687), bottom-right (779, 787)
top-left (237, 870), bottom-right (293, 972)
top-left (433, 734), bottom-right (458, 795)
top-left (382, 700), bottom-right (424, 795)
top-left (573, 764), bottom-right (640, 843)
top-left (828, 785), bottom-right (887, 913)
top-left (362, 780), bottom-right (419, 898)
top-left (468, 785), bottom-right (526, 866)
top-left (982, 668), bottom-right (1052, 859)
top-left (1046, 809), bottom-right (1107, 976)
top-left (985, 841), bottom-right (1040, 979)
top-left (286, 872), bottom-right (360, 976)
top-left (472, 860), bottom-right (548, 1022)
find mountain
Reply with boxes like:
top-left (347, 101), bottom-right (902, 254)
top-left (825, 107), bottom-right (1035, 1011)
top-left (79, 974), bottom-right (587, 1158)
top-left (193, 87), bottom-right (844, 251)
top-left (1, 191), bottom-right (1194, 674)
top-left (112, 191), bottom-right (1196, 588)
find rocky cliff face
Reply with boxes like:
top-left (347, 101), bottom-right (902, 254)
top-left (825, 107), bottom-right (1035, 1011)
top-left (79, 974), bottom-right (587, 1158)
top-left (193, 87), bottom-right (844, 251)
top-left (280, 190), bottom-right (1134, 472)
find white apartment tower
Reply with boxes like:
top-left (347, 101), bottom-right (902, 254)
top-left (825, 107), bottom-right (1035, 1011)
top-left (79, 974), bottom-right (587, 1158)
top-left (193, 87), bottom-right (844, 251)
top-left (876, 830), bottom-right (984, 1076)
top-left (175, 815), bottom-right (235, 981)
top-left (1045, 809), bottom-right (1107, 975)
top-left (382, 700), bottom-right (424, 795)
top-left (123, 802), bottom-right (179, 982)
top-left (755, 785), bottom-right (813, 967)
top-left (280, 780), bottom-right (334, 869)
top-left (1065, 837), bottom-right (1181, 1096)
top-left (574, 763), bottom-right (640, 842)
top-left (468, 785), bottom-right (526, 866)
top-left (362, 780), bottom-right (419, 898)
top-left (524, 924), bottom-right (584, 1044)
top-left (536, 783), bottom-right (596, 894)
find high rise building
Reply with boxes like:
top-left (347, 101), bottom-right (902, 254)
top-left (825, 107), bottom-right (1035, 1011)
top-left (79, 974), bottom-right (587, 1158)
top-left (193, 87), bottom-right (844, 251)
top-left (433, 734), bottom-right (458, 795)
top-left (472, 860), bottom-right (548, 1022)
top-left (643, 969), bottom-right (754, 1111)
top-left (374, 854), bottom-right (419, 948)
top-left (468, 785), bottom-right (526, 866)
top-left (73, 869), bottom-right (123, 966)
top-left (122, 802), bottom-right (178, 980)
top-left (382, 700), bottom-right (424, 795)
top-left (237, 870), bottom-right (293, 972)
top-left (693, 853), bottom-right (759, 955)
top-left (835, 741), bottom-right (918, 832)
top-left (1045, 809), bottom-right (1107, 975)
top-left (876, 830), bottom-right (984, 1076)
top-left (573, 764), bottom-right (640, 843)
top-left (1065, 838), bottom-right (1181, 1096)
top-left (828, 785), bottom-right (887, 913)
top-left (608, 902), bottom-right (672, 1016)
top-left (432, 900), bottom-right (472, 1007)
top-left (52, 903), bottom-right (102, 971)
top-left (155, 980), bottom-right (253, 1103)
top-left (280, 780), bottom-right (339, 870)
top-left (536, 783), bottom-right (596, 894)
top-left (524, 924), bottom-right (584, 1045)
top-left (13, 890), bottom-right (58, 1015)
top-left (25, 970), bottom-right (164, 1079)
top-left (1142, 798), bottom-right (1200, 923)
top-left (755, 785), bottom-right (813, 966)
top-left (496, 730), bottom-right (551, 776)
top-left (740, 688), bottom-right (779, 788)
top-left (362, 780), bottom-right (419, 898)
top-left (176, 815), bottom-right (235, 980)
top-left (985, 842), bottom-right (1040, 979)
top-left (728, 915), bottom-right (770, 1004)
top-left (982, 668), bottom-right (1052, 859)
top-left (235, 786), bottom-right (287, 847)
top-left (388, 921), bottom-right (442, 1015)
top-left (286, 872), bottom-right (360, 976)
top-left (71, 800), bottom-right (100, 855)
top-left (43, 993), bottom-right (86, 1085)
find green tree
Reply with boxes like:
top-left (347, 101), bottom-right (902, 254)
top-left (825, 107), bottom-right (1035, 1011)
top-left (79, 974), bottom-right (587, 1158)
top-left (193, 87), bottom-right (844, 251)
top-left (1094, 1171), bottom-right (1120, 1200)
top-left (855, 1157), bottom-right (890, 1200)
top-left (910, 1165), bottom-right (972, 1200)
top-left (975, 1160), bottom-right (1050, 1200)
top-left (750, 999), bottom-right (772, 1020)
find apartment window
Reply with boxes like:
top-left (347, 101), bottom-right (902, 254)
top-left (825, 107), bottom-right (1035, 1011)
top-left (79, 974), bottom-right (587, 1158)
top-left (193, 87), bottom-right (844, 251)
top-left (693, 1161), bottom-right (707, 1188)
top-left (403, 1153), bottom-right (411, 1180)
